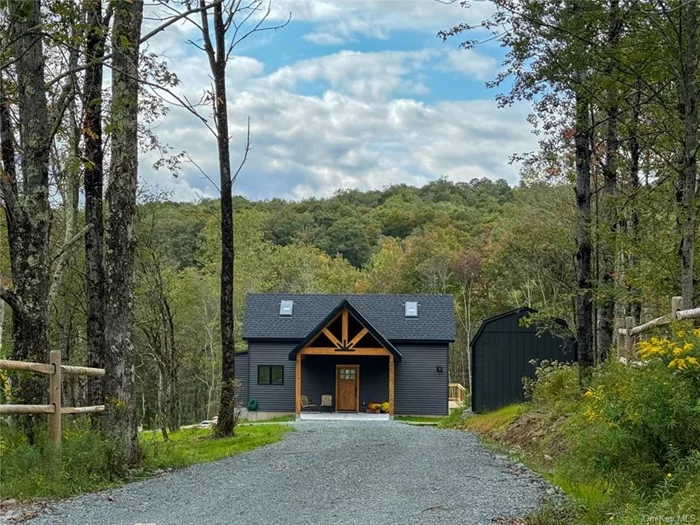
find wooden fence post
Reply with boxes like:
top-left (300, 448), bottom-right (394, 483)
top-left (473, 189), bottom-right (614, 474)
top-left (49, 350), bottom-right (62, 446)
top-left (672, 296), bottom-right (683, 318)
top-left (615, 318), bottom-right (625, 358)
top-left (625, 316), bottom-right (635, 359)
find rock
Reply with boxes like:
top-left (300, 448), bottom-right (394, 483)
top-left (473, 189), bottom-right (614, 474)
top-left (543, 454), bottom-right (553, 461)
top-left (0, 500), bottom-right (16, 508)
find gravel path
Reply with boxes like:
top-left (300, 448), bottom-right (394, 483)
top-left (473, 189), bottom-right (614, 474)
top-left (28, 421), bottom-right (549, 525)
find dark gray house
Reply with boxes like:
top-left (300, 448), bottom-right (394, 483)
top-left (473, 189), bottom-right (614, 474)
top-left (237, 294), bottom-right (455, 416)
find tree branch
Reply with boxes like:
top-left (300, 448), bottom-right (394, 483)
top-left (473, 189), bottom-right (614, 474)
top-left (141, 0), bottom-right (225, 43)
top-left (51, 224), bottom-right (93, 265)
top-left (0, 283), bottom-right (24, 314)
top-left (45, 0), bottom-right (224, 89)
top-left (232, 116), bottom-right (251, 185)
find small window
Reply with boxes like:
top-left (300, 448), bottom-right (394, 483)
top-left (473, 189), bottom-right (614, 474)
top-left (279, 300), bottom-right (294, 316)
top-left (339, 369), bottom-right (355, 380)
top-left (258, 365), bottom-right (284, 385)
top-left (405, 301), bottom-right (418, 317)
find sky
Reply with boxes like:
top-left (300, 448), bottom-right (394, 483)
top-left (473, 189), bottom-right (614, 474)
top-left (141, 0), bottom-right (536, 202)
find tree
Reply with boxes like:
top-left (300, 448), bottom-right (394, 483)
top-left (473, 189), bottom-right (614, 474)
top-left (175, 0), bottom-right (288, 437)
top-left (675, 0), bottom-right (698, 309)
top-left (318, 217), bottom-right (372, 268)
top-left (83, 0), bottom-right (109, 411)
top-left (0, 1), bottom-right (60, 438)
top-left (103, 0), bottom-right (145, 462)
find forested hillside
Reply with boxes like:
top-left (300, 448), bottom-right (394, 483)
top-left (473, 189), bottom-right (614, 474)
top-left (2, 172), bottom-right (682, 429)
top-left (0, 177), bottom-right (541, 426)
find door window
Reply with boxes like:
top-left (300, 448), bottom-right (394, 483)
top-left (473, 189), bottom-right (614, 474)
top-left (339, 368), bottom-right (355, 380)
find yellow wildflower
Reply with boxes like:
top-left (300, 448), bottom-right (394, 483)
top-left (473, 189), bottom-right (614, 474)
top-left (666, 473), bottom-right (672, 479)
top-left (584, 406), bottom-right (597, 422)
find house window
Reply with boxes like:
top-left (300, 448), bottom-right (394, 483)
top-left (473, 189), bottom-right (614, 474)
top-left (258, 365), bottom-right (284, 385)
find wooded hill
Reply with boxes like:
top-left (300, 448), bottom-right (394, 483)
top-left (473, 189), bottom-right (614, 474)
top-left (2, 174), bottom-right (685, 429)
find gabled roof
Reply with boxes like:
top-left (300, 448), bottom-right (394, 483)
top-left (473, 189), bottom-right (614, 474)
top-left (242, 293), bottom-right (455, 342)
top-left (287, 299), bottom-right (402, 361)
top-left (470, 307), bottom-right (571, 348)
top-left (469, 307), bottom-right (536, 348)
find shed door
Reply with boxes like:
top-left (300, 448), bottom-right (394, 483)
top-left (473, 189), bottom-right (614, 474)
top-left (336, 365), bottom-right (359, 412)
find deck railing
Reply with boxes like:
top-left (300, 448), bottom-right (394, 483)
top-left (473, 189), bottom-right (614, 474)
top-left (0, 350), bottom-right (105, 446)
top-left (448, 383), bottom-right (467, 405)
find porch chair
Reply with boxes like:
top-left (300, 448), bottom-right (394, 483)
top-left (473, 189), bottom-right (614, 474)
top-left (321, 394), bottom-right (333, 412)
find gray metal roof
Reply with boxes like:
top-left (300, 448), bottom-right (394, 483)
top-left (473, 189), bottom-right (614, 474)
top-left (242, 293), bottom-right (456, 342)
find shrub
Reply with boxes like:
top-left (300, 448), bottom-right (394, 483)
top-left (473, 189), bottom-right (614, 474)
top-left (567, 328), bottom-right (700, 499)
top-left (481, 326), bottom-right (700, 522)
top-left (524, 360), bottom-right (581, 414)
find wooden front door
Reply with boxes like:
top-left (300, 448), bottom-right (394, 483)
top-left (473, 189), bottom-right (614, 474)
top-left (336, 365), bottom-right (359, 412)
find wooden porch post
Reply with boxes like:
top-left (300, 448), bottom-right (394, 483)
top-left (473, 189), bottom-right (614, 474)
top-left (389, 355), bottom-right (394, 416)
top-left (295, 354), bottom-right (301, 415)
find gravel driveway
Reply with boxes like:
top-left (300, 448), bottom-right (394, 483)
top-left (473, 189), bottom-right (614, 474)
top-left (29, 421), bottom-right (549, 525)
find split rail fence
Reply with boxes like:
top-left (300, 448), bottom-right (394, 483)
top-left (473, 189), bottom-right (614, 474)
top-left (616, 295), bottom-right (700, 358)
top-left (0, 350), bottom-right (105, 446)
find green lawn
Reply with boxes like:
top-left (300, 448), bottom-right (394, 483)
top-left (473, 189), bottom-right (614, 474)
top-left (0, 423), bottom-right (292, 501)
top-left (142, 424), bottom-right (292, 469)
top-left (245, 414), bottom-right (295, 423)
top-left (395, 415), bottom-right (443, 425)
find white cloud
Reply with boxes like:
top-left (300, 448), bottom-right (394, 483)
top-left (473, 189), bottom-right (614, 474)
top-left (442, 48), bottom-right (499, 80)
top-left (137, 2), bottom-right (531, 202)
top-left (269, 0), bottom-right (495, 45)
top-left (263, 49), bottom-right (437, 100)
top-left (140, 70), bottom-right (534, 201)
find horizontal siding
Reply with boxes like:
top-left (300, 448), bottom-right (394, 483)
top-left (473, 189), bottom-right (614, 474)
top-left (234, 353), bottom-right (249, 405)
top-left (394, 344), bottom-right (448, 416)
top-left (302, 356), bottom-right (389, 410)
top-left (248, 342), bottom-right (295, 412)
top-left (247, 342), bottom-right (448, 415)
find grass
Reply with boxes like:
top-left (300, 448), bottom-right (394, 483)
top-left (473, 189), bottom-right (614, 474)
top-left (245, 414), bottom-right (295, 423)
top-left (395, 415), bottom-right (442, 425)
top-left (461, 403), bottom-right (528, 434)
top-left (452, 360), bottom-right (700, 525)
top-left (142, 424), bottom-right (291, 469)
top-left (0, 423), bottom-right (291, 501)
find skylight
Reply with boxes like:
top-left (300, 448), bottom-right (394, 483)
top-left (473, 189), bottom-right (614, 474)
top-left (405, 301), bottom-right (418, 318)
top-left (279, 300), bottom-right (294, 316)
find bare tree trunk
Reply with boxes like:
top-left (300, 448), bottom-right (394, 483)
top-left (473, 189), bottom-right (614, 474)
top-left (677, 0), bottom-right (698, 309)
top-left (574, 89), bottom-right (594, 384)
top-left (626, 84), bottom-right (642, 323)
top-left (104, 0), bottom-right (144, 463)
top-left (83, 0), bottom-right (108, 411)
top-left (199, 1), bottom-right (237, 437)
top-left (164, 298), bottom-right (180, 431)
top-left (4, 1), bottom-right (52, 432)
top-left (598, 0), bottom-right (622, 362)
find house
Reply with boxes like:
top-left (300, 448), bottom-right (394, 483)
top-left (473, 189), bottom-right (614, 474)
top-left (470, 307), bottom-right (576, 413)
top-left (236, 293), bottom-right (456, 417)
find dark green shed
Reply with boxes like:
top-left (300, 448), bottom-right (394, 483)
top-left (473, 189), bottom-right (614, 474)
top-left (470, 308), bottom-right (576, 413)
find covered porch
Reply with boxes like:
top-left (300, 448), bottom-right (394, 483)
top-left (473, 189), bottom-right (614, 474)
top-left (299, 412), bottom-right (390, 421)
top-left (289, 301), bottom-right (401, 416)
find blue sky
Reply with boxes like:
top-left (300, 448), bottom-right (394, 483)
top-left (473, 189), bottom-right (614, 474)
top-left (142, 0), bottom-right (534, 201)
